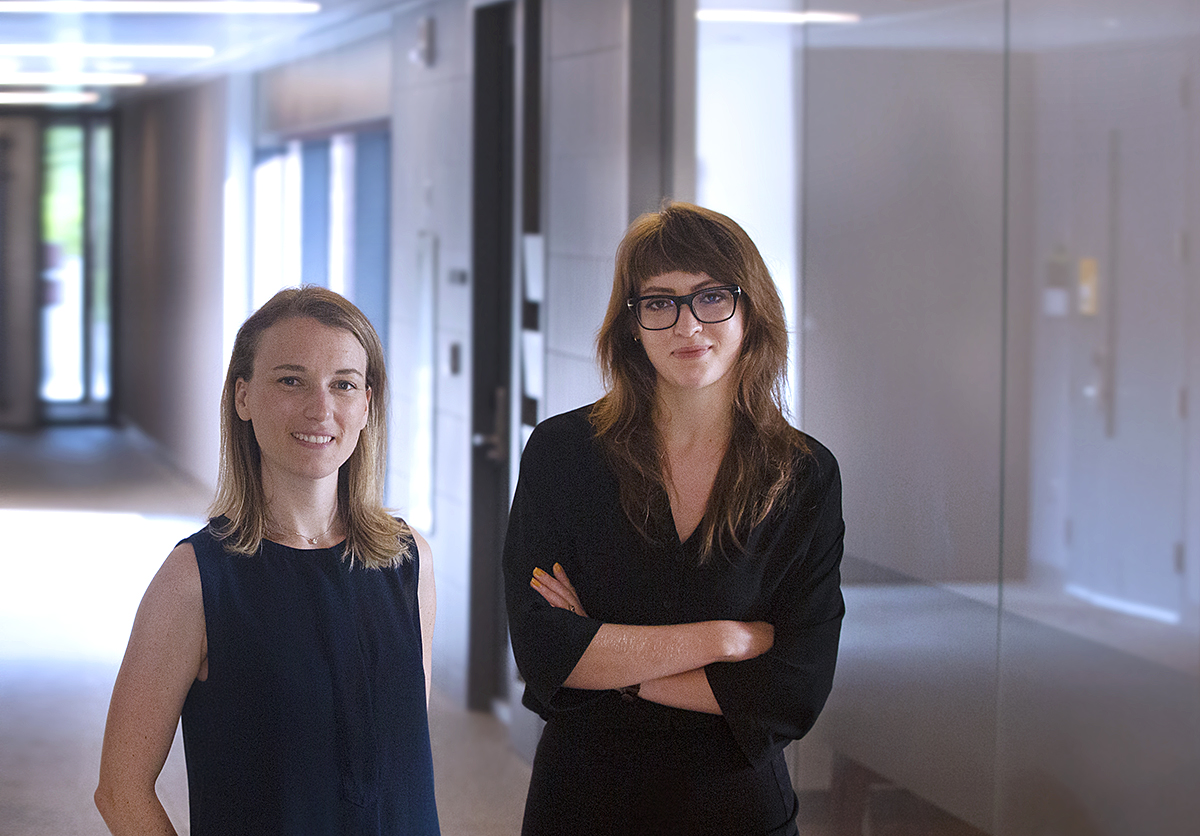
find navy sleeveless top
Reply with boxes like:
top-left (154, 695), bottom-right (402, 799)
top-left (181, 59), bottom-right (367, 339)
top-left (180, 520), bottom-right (440, 835)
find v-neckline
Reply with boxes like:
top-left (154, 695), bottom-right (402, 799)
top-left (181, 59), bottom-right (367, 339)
top-left (666, 501), bottom-right (701, 546)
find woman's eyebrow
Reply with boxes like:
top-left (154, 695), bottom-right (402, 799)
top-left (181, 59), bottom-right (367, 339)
top-left (640, 279), bottom-right (721, 295)
top-left (272, 363), bottom-right (365, 377)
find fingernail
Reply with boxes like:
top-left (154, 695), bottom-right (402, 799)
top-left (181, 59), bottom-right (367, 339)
top-left (533, 567), bottom-right (545, 578)
top-left (553, 563), bottom-right (563, 573)
top-left (530, 578), bottom-right (542, 589)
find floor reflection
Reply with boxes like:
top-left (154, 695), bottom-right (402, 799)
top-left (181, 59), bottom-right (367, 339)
top-left (0, 428), bottom-right (530, 836)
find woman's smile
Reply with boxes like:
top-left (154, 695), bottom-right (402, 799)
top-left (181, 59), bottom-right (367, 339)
top-left (672, 344), bottom-right (712, 359)
top-left (292, 432), bottom-right (335, 445)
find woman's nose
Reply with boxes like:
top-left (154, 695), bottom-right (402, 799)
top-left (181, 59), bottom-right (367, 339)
top-left (673, 304), bottom-right (702, 335)
top-left (304, 389), bottom-right (332, 420)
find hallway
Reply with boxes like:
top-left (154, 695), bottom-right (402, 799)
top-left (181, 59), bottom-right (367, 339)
top-left (0, 425), bottom-right (530, 836)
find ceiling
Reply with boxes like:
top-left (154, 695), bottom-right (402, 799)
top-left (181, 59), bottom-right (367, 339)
top-left (702, 0), bottom-right (1200, 52)
top-left (0, 0), bottom-right (415, 107)
top-left (4, 1), bottom-right (1198, 109)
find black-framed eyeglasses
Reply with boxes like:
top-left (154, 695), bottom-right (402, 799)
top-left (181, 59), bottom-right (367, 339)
top-left (627, 285), bottom-right (742, 331)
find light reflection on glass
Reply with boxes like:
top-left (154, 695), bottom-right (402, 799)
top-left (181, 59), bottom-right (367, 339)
top-left (700, 0), bottom-right (1200, 833)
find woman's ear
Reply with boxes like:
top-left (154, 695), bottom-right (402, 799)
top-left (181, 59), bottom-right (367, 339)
top-left (234, 378), bottom-right (251, 421)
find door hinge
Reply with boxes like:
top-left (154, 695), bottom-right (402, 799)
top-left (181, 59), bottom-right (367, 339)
top-left (1180, 387), bottom-right (1189, 421)
top-left (1174, 542), bottom-right (1186, 574)
top-left (1182, 74), bottom-right (1192, 109)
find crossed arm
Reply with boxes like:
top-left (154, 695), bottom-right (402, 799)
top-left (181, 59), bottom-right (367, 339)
top-left (530, 563), bottom-right (774, 714)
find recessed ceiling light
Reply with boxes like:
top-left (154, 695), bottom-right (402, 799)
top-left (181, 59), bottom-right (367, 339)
top-left (0, 1), bottom-right (319, 12)
top-left (0, 90), bottom-right (99, 103)
top-left (0, 70), bottom-right (146, 85)
top-left (0, 44), bottom-right (215, 57)
top-left (696, 10), bottom-right (861, 25)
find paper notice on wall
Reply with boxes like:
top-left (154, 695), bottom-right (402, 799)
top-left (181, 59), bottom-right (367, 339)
top-left (1078, 258), bottom-right (1099, 316)
top-left (523, 234), bottom-right (545, 304)
top-left (521, 329), bottom-right (544, 401)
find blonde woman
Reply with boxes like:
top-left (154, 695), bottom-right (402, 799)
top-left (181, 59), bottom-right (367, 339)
top-left (504, 203), bottom-right (844, 836)
top-left (96, 287), bottom-right (439, 835)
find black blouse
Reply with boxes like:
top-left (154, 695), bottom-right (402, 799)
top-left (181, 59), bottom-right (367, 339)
top-left (503, 405), bottom-right (845, 768)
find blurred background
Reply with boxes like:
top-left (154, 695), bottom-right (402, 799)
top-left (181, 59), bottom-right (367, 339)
top-left (0, 1), bottom-right (1197, 834)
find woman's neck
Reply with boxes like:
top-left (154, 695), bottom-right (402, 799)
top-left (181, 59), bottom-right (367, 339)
top-left (654, 382), bottom-right (735, 453)
top-left (653, 384), bottom-right (734, 542)
top-left (261, 471), bottom-right (343, 544)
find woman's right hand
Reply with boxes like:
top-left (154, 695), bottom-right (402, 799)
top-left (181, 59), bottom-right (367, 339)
top-left (718, 620), bottom-right (775, 662)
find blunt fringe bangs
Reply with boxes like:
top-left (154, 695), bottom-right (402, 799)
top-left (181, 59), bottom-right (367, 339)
top-left (209, 286), bottom-right (411, 568)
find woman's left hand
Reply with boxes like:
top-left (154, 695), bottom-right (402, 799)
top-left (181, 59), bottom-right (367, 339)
top-left (531, 563), bottom-right (588, 618)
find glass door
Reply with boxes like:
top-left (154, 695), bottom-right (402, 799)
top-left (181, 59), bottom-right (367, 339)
top-left (40, 116), bottom-right (113, 423)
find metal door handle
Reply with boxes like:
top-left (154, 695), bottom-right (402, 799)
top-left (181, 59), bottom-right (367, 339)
top-left (471, 385), bottom-right (508, 463)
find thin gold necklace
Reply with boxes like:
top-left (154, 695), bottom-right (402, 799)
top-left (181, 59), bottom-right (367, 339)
top-left (268, 510), bottom-right (339, 546)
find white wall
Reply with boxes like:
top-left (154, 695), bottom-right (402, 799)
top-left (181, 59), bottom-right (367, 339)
top-left (116, 81), bottom-right (230, 493)
top-left (542, 0), bottom-right (630, 417)
top-left (391, 0), bottom-right (474, 703)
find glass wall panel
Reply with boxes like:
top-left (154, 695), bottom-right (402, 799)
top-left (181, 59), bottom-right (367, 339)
top-left (998, 4), bottom-right (1200, 834)
top-left (300, 138), bottom-right (331, 288)
top-left (696, 1), bottom-right (1200, 831)
top-left (251, 143), bottom-right (302, 309)
top-left (40, 123), bottom-right (86, 404)
top-left (88, 120), bottom-right (113, 404)
top-left (798, 1), bottom-right (1006, 832)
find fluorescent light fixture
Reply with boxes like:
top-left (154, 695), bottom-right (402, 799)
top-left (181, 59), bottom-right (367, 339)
top-left (696, 10), bottom-right (861, 25)
top-left (0, 1), bottom-right (319, 12)
top-left (0, 70), bottom-right (146, 85)
top-left (0, 90), bottom-right (99, 103)
top-left (0, 43), bottom-right (215, 57)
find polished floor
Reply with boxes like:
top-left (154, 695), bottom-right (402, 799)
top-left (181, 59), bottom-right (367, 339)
top-left (0, 424), bottom-right (530, 836)
top-left (0, 423), bottom-right (990, 836)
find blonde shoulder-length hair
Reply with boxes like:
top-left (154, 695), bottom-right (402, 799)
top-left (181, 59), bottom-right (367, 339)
top-left (209, 286), bottom-right (411, 568)
top-left (592, 201), bottom-right (806, 561)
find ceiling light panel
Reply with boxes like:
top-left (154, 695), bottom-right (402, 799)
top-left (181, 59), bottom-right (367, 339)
top-left (696, 10), bottom-right (862, 25)
top-left (0, 89), bottom-right (98, 103)
top-left (0, 70), bottom-right (146, 84)
top-left (0, 43), bottom-right (215, 57)
top-left (0, 1), bottom-right (319, 13)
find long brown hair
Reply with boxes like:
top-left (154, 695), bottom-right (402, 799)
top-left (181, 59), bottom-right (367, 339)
top-left (592, 201), bottom-right (806, 561)
top-left (209, 286), bottom-right (411, 568)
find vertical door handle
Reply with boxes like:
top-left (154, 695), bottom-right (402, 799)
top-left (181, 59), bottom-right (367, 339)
top-left (471, 385), bottom-right (508, 463)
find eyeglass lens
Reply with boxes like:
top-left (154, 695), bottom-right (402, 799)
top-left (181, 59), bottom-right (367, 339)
top-left (634, 287), bottom-right (738, 330)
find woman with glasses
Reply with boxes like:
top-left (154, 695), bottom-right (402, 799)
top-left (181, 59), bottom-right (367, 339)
top-left (96, 287), bottom-right (440, 835)
top-left (504, 202), bottom-right (845, 835)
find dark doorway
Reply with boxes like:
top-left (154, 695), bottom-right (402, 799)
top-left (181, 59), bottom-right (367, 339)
top-left (0, 117), bottom-right (41, 429)
top-left (468, 0), bottom-right (517, 713)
